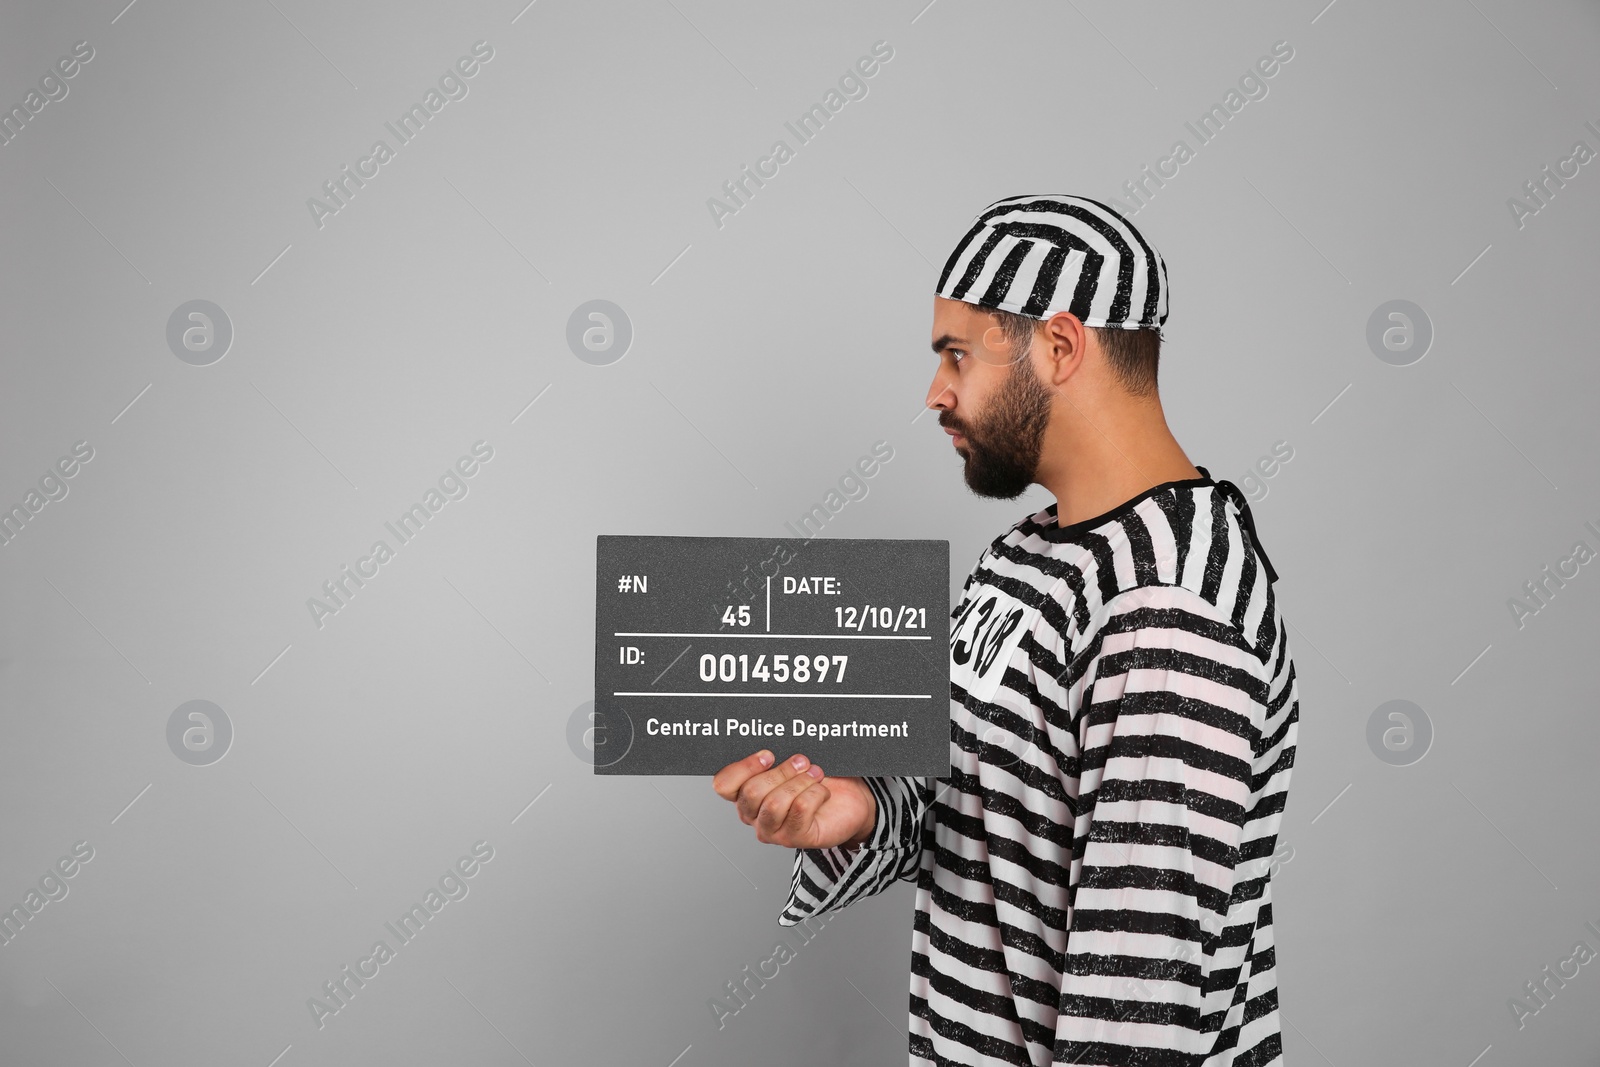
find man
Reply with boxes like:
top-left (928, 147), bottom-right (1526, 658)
top-left (713, 194), bottom-right (1300, 1066)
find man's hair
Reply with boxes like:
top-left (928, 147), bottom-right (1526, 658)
top-left (982, 306), bottom-right (1161, 397)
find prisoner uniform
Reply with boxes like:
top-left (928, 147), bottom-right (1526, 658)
top-left (779, 470), bottom-right (1299, 1066)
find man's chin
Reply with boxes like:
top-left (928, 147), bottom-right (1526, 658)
top-left (968, 486), bottom-right (1029, 501)
top-left (961, 465), bottom-right (1032, 500)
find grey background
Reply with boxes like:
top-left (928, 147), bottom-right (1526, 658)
top-left (1, 1), bottom-right (1597, 1065)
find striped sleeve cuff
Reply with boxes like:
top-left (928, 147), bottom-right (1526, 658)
top-left (777, 775), bottom-right (931, 926)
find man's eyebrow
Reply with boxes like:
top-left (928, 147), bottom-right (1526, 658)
top-left (930, 333), bottom-right (968, 355)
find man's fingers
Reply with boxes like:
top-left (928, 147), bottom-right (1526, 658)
top-left (755, 764), bottom-right (827, 841)
top-left (711, 750), bottom-right (775, 801)
top-left (734, 754), bottom-right (814, 825)
top-left (783, 779), bottom-right (831, 844)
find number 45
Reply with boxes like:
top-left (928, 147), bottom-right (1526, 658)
top-left (722, 604), bottom-right (751, 627)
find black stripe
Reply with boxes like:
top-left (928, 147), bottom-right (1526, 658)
top-left (1231, 545), bottom-right (1258, 631)
top-left (1153, 487), bottom-right (1194, 580)
top-left (1068, 245), bottom-right (1106, 322)
top-left (1079, 529), bottom-right (1123, 607)
top-left (1122, 508), bottom-right (1161, 588)
top-left (1201, 487), bottom-right (1230, 603)
top-left (978, 238), bottom-right (1036, 308)
top-left (951, 227), bottom-right (1007, 302)
top-left (1022, 241), bottom-right (1070, 317)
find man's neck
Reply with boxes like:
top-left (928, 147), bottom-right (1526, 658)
top-left (1033, 398), bottom-right (1201, 528)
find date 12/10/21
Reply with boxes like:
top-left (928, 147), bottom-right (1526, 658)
top-left (837, 604), bottom-right (925, 631)
top-left (717, 603), bottom-right (928, 631)
top-left (698, 653), bottom-right (849, 684)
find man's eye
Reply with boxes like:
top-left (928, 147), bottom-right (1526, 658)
top-left (950, 349), bottom-right (966, 363)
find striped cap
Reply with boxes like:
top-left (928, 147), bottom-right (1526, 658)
top-left (935, 194), bottom-right (1169, 333)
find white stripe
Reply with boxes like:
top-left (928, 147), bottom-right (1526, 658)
top-left (965, 232), bottom-right (1023, 304)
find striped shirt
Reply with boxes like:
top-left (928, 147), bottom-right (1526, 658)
top-left (779, 470), bottom-right (1300, 1066)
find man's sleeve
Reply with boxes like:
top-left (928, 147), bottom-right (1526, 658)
top-left (1052, 586), bottom-right (1261, 1063)
top-left (776, 774), bottom-right (933, 926)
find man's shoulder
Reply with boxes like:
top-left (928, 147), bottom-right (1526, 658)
top-left (1091, 580), bottom-right (1241, 634)
top-left (991, 479), bottom-right (1278, 649)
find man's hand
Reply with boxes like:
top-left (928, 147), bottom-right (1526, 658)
top-left (712, 751), bottom-right (876, 851)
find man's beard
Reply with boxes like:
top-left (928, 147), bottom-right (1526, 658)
top-left (940, 355), bottom-right (1053, 499)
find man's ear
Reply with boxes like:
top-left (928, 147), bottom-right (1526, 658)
top-left (1040, 312), bottom-right (1086, 387)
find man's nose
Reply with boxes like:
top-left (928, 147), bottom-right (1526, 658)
top-left (925, 376), bottom-right (954, 413)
